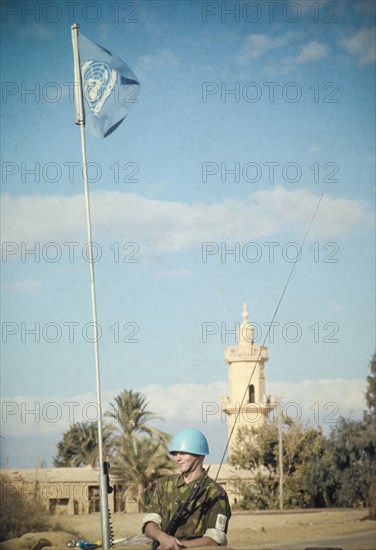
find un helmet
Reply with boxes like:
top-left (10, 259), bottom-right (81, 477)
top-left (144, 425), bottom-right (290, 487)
top-left (169, 428), bottom-right (209, 456)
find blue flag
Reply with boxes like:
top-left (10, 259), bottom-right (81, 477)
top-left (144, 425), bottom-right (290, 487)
top-left (77, 33), bottom-right (140, 138)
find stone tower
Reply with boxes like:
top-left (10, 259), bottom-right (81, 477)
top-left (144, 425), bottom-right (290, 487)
top-left (222, 303), bottom-right (275, 457)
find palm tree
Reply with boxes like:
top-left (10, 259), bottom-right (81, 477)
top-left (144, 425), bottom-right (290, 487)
top-left (105, 389), bottom-right (173, 511)
top-left (106, 389), bottom-right (170, 443)
top-left (111, 435), bottom-right (173, 511)
top-left (53, 421), bottom-right (113, 467)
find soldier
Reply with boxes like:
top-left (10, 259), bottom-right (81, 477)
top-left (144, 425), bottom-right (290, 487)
top-left (142, 428), bottom-right (231, 549)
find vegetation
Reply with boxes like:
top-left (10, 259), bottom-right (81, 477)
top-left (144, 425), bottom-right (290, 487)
top-left (106, 389), bottom-right (172, 511)
top-left (110, 434), bottom-right (172, 510)
top-left (3, 356), bottom-right (374, 542)
top-left (106, 389), bottom-right (169, 444)
top-left (53, 421), bottom-right (113, 467)
top-left (230, 353), bottom-right (376, 510)
top-left (0, 474), bottom-right (52, 541)
top-left (230, 421), bottom-right (327, 509)
top-left (53, 389), bottom-right (173, 512)
top-left (324, 354), bottom-right (376, 513)
top-left (50, 354), bottom-right (376, 513)
top-left (364, 352), bottom-right (376, 420)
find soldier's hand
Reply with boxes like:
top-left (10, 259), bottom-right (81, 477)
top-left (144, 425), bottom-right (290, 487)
top-left (156, 532), bottom-right (185, 550)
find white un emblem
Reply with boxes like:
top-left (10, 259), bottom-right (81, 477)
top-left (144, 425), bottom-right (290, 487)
top-left (81, 60), bottom-right (117, 116)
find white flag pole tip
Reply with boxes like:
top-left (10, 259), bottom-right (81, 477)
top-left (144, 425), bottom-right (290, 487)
top-left (71, 23), bottom-right (84, 125)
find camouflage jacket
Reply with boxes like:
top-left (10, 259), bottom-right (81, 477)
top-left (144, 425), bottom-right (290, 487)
top-left (142, 470), bottom-right (231, 545)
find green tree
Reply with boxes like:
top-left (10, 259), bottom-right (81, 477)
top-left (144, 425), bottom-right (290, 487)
top-left (282, 422), bottom-right (327, 508)
top-left (230, 420), bottom-right (327, 509)
top-left (303, 443), bottom-right (337, 507)
top-left (229, 423), bottom-right (280, 509)
top-left (364, 352), bottom-right (376, 517)
top-left (230, 423), bottom-right (278, 472)
top-left (53, 421), bottom-right (112, 467)
top-left (230, 354), bottom-right (376, 510)
top-left (53, 390), bottom-right (174, 511)
top-left (106, 389), bottom-right (173, 511)
top-left (322, 353), bottom-right (376, 509)
top-left (327, 416), bottom-right (376, 507)
top-left (106, 389), bottom-right (169, 443)
top-left (365, 352), bottom-right (376, 423)
top-left (111, 435), bottom-right (172, 511)
top-left (0, 474), bottom-right (48, 541)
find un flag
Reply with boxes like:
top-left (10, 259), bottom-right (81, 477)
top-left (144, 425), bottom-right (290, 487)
top-left (77, 33), bottom-right (140, 138)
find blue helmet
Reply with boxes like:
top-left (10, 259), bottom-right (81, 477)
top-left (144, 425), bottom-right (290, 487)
top-left (169, 428), bottom-right (209, 456)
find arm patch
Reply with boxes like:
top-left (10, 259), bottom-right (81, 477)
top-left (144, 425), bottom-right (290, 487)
top-left (215, 513), bottom-right (227, 531)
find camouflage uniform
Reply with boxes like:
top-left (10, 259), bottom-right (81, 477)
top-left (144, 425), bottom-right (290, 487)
top-left (142, 470), bottom-right (231, 545)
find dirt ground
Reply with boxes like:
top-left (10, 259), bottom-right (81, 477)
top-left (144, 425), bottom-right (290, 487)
top-left (47, 508), bottom-right (374, 548)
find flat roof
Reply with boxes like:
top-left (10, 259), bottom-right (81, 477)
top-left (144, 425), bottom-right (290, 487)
top-left (1, 464), bottom-right (254, 483)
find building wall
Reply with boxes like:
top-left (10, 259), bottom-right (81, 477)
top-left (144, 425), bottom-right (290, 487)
top-left (1, 467), bottom-right (251, 514)
top-left (1, 469), bottom-right (136, 516)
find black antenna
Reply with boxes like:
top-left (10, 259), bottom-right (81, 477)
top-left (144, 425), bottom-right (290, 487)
top-left (215, 194), bottom-right (324, 481)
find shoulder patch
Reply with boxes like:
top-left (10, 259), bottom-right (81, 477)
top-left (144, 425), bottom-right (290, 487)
top-left (215, 513), bottom-right (227, 531)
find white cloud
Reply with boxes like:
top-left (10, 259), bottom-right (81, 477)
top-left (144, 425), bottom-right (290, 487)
top-left (293, 41), bottom-right (329, 63)
top-left (0, 392), bottom-right (106, 437)
top-left (267, 378), bottom-right (367, 431)
top-left (239, 32), bottom-right (300, 62)
top-left (142, 381), bottom-right (228, 423)
top-left (1, 378), bottom-right (366, 440)
top-left (1, 188), bottom-right (372, 259)
top-left (352, 1), bottom-right (376, 17)
top-left (252, 187), bottom-right (370, 237)
top-left (1, 193), bottom-right (87, 244)
top-left (274, 41), bottom-right (329, 73)
top-left (18, 23), bottom-right (53, 41)
top-left (5, 278), bottom-right (42, 293)
top-left (239, 33), bottom-right (329, 72)
top-left (137, 48), bottom-right (179, 72)
top-left (141, 378), bottom-right (367, 435)
top-left (0, 384), bottom-right (227, 441)
top-left (239, 33), bottom-right (289, 61)
top-left (340, 27), bottom-right (376, 65)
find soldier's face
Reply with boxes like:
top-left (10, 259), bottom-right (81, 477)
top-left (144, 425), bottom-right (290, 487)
top-left (173, 452), bottom-right (204, 475)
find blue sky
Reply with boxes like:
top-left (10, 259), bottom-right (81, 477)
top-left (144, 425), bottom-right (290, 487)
top-left (1, 0), bottom-right (375, 467)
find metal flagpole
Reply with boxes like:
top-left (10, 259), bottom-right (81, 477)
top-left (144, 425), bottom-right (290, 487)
top-left (71, 23), bottom-right (111, 549)
top-left (277, 402), bottom-right (284, 510)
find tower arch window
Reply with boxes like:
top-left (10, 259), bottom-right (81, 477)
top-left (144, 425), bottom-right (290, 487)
top-left (248, 384), bottom-right (255, 403)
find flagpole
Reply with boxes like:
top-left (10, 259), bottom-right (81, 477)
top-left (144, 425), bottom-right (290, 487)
top-left (71, 23), bottom-right (111, 550)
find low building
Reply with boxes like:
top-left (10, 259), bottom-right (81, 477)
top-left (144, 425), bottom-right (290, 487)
top-left (1, 466), bottom-right (137, 515)
top-left (207, 463), bottom-right (255, 507)
top-left (1, 464), bottom-right (253, 515)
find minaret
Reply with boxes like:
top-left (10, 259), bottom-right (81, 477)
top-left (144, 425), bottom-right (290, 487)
top-left (222, 303), bottom-right (275, 458)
